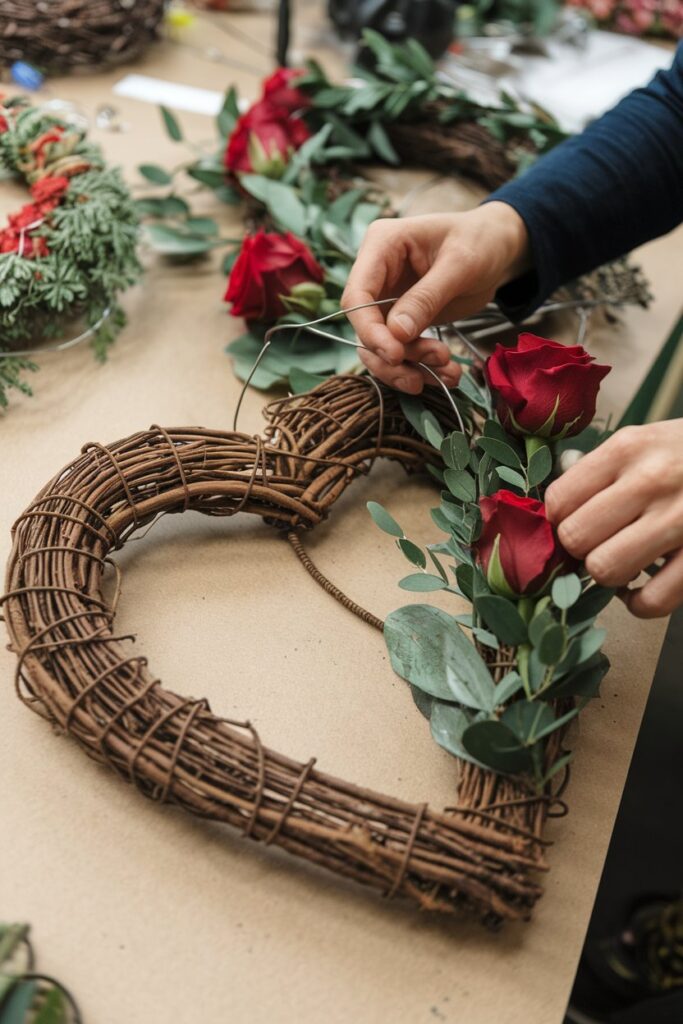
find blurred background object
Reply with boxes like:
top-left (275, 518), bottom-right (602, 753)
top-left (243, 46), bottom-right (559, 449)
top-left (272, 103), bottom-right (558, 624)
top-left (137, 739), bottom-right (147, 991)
top-left (328, 0), bottom-right (460, 58)
top-left (0, 0), bottom-right (166, 77)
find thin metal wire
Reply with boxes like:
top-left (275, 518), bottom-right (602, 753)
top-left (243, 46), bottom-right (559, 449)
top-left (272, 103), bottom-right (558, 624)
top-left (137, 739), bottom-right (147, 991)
top-left (0, 306), bottom-right (112, 359)
top-left (232, 298), bottom-right (465, 434)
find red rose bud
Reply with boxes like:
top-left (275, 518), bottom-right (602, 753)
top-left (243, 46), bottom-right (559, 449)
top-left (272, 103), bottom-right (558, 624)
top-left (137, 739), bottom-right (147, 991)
top-left (486, 333), bottom-right (611, 439)
top-left (475, 490), bottom-right (574, 598)
top-left (30, 174), bottom-right (70, 205)
top-left (0, 229), bottom-right (49, 258)
top-left (225, 100), bottom-right (310, 178)
top-left (224, 229), bottom-right (324, 321)
top-left (8, 202), bottom-right (45, 231)
top-left (262, 68), bottom-right (310, 113)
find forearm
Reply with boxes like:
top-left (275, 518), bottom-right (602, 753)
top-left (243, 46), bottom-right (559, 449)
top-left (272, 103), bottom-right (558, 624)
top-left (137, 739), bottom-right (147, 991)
top-left (487, 43), bottom-right (683, 320)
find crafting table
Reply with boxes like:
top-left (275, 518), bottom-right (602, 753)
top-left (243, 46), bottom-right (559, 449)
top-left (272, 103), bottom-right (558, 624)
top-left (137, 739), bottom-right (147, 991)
top-left (1, 11), bottom-right (681, 1024)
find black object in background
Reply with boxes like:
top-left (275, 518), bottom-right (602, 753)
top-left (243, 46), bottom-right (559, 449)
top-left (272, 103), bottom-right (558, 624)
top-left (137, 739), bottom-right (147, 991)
top-left (328, 0), bottom-right (458, 59)
top-left (565, 607), bottom-right (683, 1024)
top-left (276, 0), bottom-right (291, 66)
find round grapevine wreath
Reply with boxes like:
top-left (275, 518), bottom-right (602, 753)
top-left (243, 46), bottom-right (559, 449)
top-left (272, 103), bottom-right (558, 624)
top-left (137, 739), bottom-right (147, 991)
top-left (2, 376), bottom-right (575, 926)
top-left (0, 96), bottom-right (141, 408)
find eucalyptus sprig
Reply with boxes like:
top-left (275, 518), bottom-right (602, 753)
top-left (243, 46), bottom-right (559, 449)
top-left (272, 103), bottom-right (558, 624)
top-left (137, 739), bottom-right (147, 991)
top-left (371, 353), bottom-right (614, 791)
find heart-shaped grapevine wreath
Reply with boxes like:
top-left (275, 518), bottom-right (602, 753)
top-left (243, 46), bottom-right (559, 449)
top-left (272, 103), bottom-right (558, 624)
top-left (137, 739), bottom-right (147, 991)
top-left (3, 374), bottom-right (579, 927)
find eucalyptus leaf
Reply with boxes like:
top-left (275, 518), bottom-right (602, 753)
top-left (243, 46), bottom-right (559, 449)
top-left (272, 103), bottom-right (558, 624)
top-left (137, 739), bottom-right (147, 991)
top-left (534, 703), bottom-right (583, 741)
top-left (398, 395), bottom-right (428, 437)
top-left (477, 436), bottom-right (522, 468)
top-left (568, 585), bottom-right (616, 625)
top-left (457, 371), bottom-right (491, 411)
top-left (398, 573), bottom-right (447, 592)
top-left (551, 573), bottom-right (582, 610)
top-left (557, 626), bottom-right (607, 675)
top-left (440, 431), bottom-right (470, 471)
top-left (367, 119), bottom-right (400, 164)
top-left (430, 703), bottom-right (482, 764)
top-left (367, 500), bottom-right (403, 537)
top-left (496, 466), bottom-right (527, 491)
top-left (144, 224), bottom-right (219, 256)
top-left (185, 217), bottom-right (219, 236)
top-left (473, 627), bottom-right (499, 649)
top-left (397, 538), bottom-right (426, 569)
top-left (475, 594), bottom-right (528, 646)
top-left (217, 85), bottom-right (240, 137)
top-left (444, 468), bottom-right (476, 503)
top-left (239, 175), bottom-right (307, 236)
top-left (384, 604), bottom-right (495, 710)
top-left (546, 652), bottom-right (610, 699)
top-left (410, 684), bottom-right (435, 720)
top-left (139, 163), bottom-right (172, 185)
top-left (502, 699), bottom-right (555, 745)
top-left (529, 606), bottom-right (556, 648)
top-left (527, 444), bottom-right (552, 486)
top-left (455, 563), bottom-right (474, 600)
top-left (537, 622), bottom-right (567, 665)
top-left (493, 671), bottom-right (524, 707)
top-left (1, 979), bottom-right (37, 1024)
top-left (289, 367), bottom-right (327, 394)
top-left (462, 720), bottom-right (532, 774)
top-left (422, 414), bottom-right (444, 450)
top-left (160, 105), bottom-right (182, 141)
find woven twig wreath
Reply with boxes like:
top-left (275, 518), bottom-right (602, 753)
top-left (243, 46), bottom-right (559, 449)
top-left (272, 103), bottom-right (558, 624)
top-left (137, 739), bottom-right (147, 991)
top-left (0, 1), bottom-right (165, 75)
top-left (3, 376), bottom-right (562, 925)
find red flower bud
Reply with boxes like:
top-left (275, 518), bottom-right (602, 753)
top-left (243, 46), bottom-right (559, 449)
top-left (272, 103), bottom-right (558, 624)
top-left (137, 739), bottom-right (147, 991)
top-left (262, 68), bottom-right (310, 114)
top-left (475, 489), bottom-right (574, 598)
top-left (486, 333), bottom-right (611, 439)
top-left (225, 99), bottom-right (310, 177)
top-left (224, 229), bottom-right (324, 322)
top-left (30, 175), bottom-right (70, 205)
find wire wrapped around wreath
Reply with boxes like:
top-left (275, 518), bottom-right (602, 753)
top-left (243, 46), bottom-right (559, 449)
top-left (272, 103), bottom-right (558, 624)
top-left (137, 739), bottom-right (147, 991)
top-left (0, 0), bottom-right (165, 75)
top-left (2, 375), bottom-right (569, 926)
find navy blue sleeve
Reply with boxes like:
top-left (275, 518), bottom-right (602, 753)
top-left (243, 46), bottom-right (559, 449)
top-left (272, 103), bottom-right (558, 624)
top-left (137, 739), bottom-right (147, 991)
top-left (486, 42), bottom-right (683, 321)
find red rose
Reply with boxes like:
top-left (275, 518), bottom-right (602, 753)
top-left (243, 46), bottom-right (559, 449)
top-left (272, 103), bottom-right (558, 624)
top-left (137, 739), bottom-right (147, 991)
top-left (486, 333), bottom-right (611, 439)
top-left (30, 175), bottom-right (70, 205)
top-left (0, 115), bottom-right (8, 134)
top-left (224, 229), bottom-right (324, 321)
top-left (225, 99), bottom-right (310, 178)
top-left (262, 68), bottom-right (310, 113)
top-left (475, 490), bottom-right (574, 598)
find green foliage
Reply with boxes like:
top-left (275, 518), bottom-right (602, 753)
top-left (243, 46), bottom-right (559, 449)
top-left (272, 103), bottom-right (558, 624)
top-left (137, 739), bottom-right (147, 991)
top-left (0, 921), bottom-right (76, 1024)
top-left (376, 393), bottom-right (616, 787)
top-left (0, 100), bottom-right (141, 408)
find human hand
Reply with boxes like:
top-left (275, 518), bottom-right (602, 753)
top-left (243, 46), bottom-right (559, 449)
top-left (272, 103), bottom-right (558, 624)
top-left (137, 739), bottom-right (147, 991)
top-left (342, 202), bottom-right (530, 394)
top-left (545, 420), bottom-right (683, 618)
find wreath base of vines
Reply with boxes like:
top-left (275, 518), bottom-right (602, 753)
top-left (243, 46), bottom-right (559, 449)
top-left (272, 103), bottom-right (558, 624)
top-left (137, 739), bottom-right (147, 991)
top-left (2, 375), bottom-right (570, 926)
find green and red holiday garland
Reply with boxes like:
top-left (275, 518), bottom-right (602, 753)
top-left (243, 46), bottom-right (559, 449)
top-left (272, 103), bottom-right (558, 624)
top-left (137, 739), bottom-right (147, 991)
top-left (0, 96), bottom-right (141, 408)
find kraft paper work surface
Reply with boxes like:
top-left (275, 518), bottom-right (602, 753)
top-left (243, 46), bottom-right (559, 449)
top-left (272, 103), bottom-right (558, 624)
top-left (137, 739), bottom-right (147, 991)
top-left (0, 14), bottom-right (680, 1024)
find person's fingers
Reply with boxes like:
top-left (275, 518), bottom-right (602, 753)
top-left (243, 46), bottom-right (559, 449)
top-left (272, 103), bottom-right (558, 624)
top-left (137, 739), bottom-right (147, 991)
top-left (555, 481), bottom-right (646, 558)
top-left (584, 512), bottom-right (683, 588)
top-left (623, 547), bottom-right (683, 618)
top-left (545, 440), bottom-right (624, 524)
top-left (358, 347), bottom-right (424, 393)
top-left (358, 346), bottom-right (462, 393)
top-left (401, 336), bottom-right (451, 366)
top-left (386, 251), bottom-right (468, 343)
top-left (342, 233), bottom-right (407, 366)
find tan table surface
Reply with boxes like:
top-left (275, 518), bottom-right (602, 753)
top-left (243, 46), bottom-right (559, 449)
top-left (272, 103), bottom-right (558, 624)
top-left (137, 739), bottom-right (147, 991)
top-left (1, 13), bottom-right (681, 1024)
